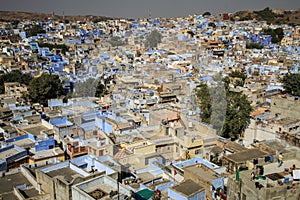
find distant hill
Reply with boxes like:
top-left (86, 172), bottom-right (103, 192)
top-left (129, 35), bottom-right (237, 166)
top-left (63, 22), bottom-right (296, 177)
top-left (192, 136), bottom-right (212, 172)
top-left (0, 11), bottom-right (113, 22)
top-left (0, 9), bottom-right (299, 25)
top-left (231, 7), bottom-right (300, 25)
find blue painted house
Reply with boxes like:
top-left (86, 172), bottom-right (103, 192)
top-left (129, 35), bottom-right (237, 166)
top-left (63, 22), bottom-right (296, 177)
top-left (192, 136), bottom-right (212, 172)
top-left (5, 133), bottom-right (55, 152)
top-left (0, 145), bottom-right (28, 172)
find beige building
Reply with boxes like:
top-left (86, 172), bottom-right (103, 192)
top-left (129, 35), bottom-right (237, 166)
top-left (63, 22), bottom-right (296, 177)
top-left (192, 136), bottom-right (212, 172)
top-left (4, 82), bottom-right (28, 97)
top-left (270, 95), bottom-right (300, 119)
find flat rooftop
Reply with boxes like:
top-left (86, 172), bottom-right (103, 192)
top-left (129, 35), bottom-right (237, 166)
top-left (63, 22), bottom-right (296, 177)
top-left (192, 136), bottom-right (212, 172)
top-left (261, 140), bottom-right (288, 154)
top-left (10, 138), bottom-right (34, 147)
top-left (82, 183), bottom-right (127, 200)
top-left (238, 158), bottom-right (300, 190)
top-left (46, 167), bottom-right (83, 182)
top-left (225, 148), bottom-right (269, 163)
top-left (0, 148), bottom-right (19, 160)
top-left (31, 147), bottom-right (64, 160)
top-left (23, 125), bottom-right (49, 136)
top-left (225, 142), bottom-right (248, 153)
top-left (184, 164), bottom-right (219, 182)
top-left (263, 159), bottom-right (300, 175)
top-left (170, 179), bottom-right (204, 197)
top-left (19, 188), bottom-right (39, 198)
top-left (0, 173), bottom-right (31, 194)
top-left (1, 192), bottom-right (17, 200)
top-left (151, 109), bottom-right (179, 121)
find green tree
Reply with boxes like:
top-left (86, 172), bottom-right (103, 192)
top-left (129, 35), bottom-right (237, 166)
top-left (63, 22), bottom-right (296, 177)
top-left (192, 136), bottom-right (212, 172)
top-left (208, 22), bottom-right (216, 28)
top-left (221, 91), bottom-right (252, 138)
top-left (203, 12), bottom-right (211, 17)
top-left (95, 82), bottom-right (106, 98)
top-left (145, 29), bottom-right (162, 49)
top-left (26, 25), bottom-right (45, 37)
top-left (28, 73), bottom-right (63, 106)
top-left (262, 28), bottom-right (284, 43)
top-left (187, 30), bottom-right (195, 38)
top-left (196, 77), bottom-right (252, 138)
top-left (282, 73), bottom-right (300, 96)
top-left (229, 71), bottom-right (247, 87)
top-left (254, 7), bottom-right (275, 23)
top-left (0, 70), bottom-right (32, 94)
top-left (197, 83), bottom-right (211, 124)
top-left (246, 42), bottom-right (263, 49)
top-left (38, 43), bottom-right (69, 54)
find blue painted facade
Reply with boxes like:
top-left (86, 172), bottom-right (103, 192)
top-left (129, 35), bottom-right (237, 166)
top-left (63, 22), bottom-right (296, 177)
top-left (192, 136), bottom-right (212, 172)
top-left (6, 133), bottom-right (55, 152)
top-left (0, 145), bottom-right (27, 172)
top-left (95, 114), bottom-right (114, 135)
top-left (211, 177), bottom-right (225, 190)
top-left (6, 133), bottom-right (35, 144)
top-left (35, 137), bottom-right (55, 152)
top-left (50, 117), bottom-right (73, 127)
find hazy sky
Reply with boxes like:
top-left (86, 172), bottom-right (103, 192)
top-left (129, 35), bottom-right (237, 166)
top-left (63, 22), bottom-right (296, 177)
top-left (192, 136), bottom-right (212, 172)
top-left (0, 0), bottom-right (299, 18)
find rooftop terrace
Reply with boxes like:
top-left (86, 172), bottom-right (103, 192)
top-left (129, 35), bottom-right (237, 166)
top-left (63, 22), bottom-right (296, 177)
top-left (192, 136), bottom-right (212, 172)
top-left (170, 179), bottom-right (204, 197)
top-left (46, 166), bottom-right (83, 183)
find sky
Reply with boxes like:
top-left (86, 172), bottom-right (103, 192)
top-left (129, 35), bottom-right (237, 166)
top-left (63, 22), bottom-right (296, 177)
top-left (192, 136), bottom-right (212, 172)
top-left (0, 0), bottom-right (299, 18)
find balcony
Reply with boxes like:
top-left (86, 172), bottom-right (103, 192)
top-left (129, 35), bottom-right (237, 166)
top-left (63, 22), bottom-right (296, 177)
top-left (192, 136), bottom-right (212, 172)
top-left (66, 146), bottom-right (88, 159)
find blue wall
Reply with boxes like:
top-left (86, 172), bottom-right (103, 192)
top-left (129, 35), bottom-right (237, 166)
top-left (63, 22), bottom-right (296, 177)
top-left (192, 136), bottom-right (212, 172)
top-left (211, 177), bottom-right (224, 190)
top-left (35, 137), bottom-right (55, 152)
top-left (6, 133), bottom-right (35, 144)
top-left (0, 145), bottom-right (27, 171)
top-left (0, 160), bottom-right (7, 172)
top-left (95, 115), bottom-right (114, 134)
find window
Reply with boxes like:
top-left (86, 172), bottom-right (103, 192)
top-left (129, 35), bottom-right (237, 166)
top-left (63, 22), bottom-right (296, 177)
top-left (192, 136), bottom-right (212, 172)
top-left (99, 150), bottom-right (104, 156)
top-left (195, 149), bottom-right (202, 155)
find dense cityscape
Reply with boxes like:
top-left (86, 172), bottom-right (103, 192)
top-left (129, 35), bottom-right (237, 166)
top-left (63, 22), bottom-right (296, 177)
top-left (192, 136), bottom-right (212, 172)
top-left (0, 5), bottom-right (300, 200)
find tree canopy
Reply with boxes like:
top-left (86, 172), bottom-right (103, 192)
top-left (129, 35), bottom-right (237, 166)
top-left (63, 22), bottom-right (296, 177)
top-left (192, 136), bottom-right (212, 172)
top-left (95, 81), bottom-right (106, 98)
top-left (38, 43), bottom-right (69, 54)
top-left (282, 73), bottom-right (300, 96)
top-left (26, 24), bottom-right (45, 37)
top-left (221, 91), bottom-right (253, 138)
top-left (203, 12), bottom-right (211, 17)
top-left (28, 73), bottom-right (63, 106)
top-left (208, 22), bottom-right (216, 28)
top-left (145, 29), bottom-right (162, 49)
top-left (196, 76), bottom-right (252, 139)
top-left (262, 28), bottom-right (284, 43)
top-left (246, 42), bottom-right (263, 49)
top-left (254, 7), bottom-right (275, 23)
top-left (0, 70), bottom-right (32, 94)
top-left (229, 71), bottom-right (247, 87)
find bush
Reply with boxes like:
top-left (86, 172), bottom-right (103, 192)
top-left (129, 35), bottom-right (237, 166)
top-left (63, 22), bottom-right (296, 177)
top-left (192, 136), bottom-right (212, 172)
top-left (246, 42), bottom-right (263, 49)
